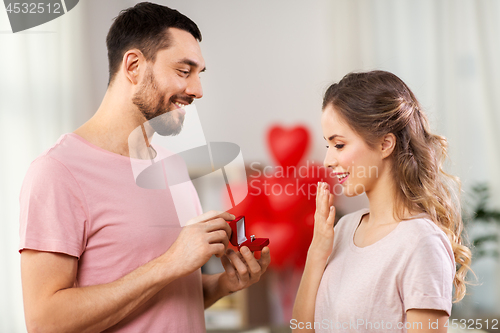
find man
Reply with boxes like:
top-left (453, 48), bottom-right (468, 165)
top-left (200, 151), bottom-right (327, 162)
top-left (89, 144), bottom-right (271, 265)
top-left (19, 2), bottom-right (270, 332)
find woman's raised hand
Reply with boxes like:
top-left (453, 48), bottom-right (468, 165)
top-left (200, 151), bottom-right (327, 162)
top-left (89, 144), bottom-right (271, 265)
top-left (310, 182), bottom-right (336, 262)
top-left (292, 182), bottom-right (336, 330)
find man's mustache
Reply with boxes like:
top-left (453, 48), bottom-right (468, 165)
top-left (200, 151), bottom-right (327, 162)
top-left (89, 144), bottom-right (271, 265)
top-left (170, 95), bottom-right (194, 106)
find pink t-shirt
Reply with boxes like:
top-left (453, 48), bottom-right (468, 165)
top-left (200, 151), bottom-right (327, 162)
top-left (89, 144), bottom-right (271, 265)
top-left (19, 133), bottom-right (206, 332)
top-left (314, 208), bottom-right (455, 332)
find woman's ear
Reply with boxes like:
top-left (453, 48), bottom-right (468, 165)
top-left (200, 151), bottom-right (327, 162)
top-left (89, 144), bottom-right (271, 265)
top-left (380, 133), bottom-right (396, 159)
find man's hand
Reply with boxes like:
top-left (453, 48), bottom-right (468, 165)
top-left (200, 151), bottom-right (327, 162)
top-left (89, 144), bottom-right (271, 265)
top-left (218, 246), bottom-right (271, 294)
top-left (202, 245), bottom-right (271, 308)
top-left (165, 211), bottom-right (235, 278)
top-left (185, 210), bottom-right (234, 226)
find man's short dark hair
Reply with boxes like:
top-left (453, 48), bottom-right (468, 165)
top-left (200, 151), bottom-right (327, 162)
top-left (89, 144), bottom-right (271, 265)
top-left (106, 2), bottom-right (202, 85)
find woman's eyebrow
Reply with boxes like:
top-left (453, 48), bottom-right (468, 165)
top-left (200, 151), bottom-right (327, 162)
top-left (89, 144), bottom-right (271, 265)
top-left (323, 134), bottom-right (344, 141)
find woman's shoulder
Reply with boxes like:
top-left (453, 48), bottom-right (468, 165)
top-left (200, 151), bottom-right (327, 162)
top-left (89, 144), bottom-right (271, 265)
top-left (399, 214), bottom-right (447, 239)
top-left (397, 215), bottom-right (454, 256)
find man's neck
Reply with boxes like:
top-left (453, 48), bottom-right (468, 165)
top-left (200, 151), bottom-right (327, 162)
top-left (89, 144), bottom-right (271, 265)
top-left (73, 89), bottom-right (151, 158)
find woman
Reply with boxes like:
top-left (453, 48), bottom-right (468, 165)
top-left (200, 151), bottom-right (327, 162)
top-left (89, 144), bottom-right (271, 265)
top-left (292, 71), bottom-right (471, 332)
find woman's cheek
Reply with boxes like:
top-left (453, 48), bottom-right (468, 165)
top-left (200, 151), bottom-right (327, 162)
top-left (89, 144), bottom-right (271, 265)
top-left (339, 151), bottom-right (356, 172)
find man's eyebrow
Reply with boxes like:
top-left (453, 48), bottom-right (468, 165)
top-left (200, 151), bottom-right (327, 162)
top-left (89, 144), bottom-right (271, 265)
top-left (323, 134), bottom-right (344, 141)
top-left (177, 58), bottom-right (206, 72)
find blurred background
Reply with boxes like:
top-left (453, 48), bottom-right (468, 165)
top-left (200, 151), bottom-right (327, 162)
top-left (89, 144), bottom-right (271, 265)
top-left (1, 0), bottom-right (499, 332)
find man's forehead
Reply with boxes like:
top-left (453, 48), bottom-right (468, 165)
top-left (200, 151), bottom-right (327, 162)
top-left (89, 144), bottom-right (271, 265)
top-left (162, 28), bottom-right (205, 69)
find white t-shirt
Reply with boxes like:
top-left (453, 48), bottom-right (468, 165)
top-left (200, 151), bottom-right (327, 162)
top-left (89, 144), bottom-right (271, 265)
top-left (314, 208), bottom-right (455, 332)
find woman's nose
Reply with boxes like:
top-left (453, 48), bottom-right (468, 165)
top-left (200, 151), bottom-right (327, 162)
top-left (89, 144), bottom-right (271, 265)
top-left (323, 154), bottom-right (338, 169)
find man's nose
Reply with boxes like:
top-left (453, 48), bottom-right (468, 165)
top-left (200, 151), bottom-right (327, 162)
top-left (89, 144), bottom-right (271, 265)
top-left (186, 76), bottom-right (203, 99)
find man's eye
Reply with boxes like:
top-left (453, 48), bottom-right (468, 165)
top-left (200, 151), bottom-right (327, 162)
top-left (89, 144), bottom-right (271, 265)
top-left (178, 70), bottom-right (189, 76)
top-left (334, 144), bottom-right (345, 149)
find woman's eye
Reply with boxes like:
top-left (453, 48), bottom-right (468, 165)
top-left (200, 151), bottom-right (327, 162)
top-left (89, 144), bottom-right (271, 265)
top-left (326, 144), bottom-right (344, 149)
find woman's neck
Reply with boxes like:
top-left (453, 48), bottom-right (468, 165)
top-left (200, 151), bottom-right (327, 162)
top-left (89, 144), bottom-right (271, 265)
top-left (364, 166), bottom-right (418, 226)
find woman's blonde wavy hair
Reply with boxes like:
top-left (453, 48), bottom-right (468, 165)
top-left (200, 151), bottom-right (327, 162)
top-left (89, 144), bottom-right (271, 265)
top-left (322, 70), bottom-right (472, 302)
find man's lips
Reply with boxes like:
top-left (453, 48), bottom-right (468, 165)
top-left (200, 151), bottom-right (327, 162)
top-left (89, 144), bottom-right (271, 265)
top-left (172, 101), bottom-right (190, 115)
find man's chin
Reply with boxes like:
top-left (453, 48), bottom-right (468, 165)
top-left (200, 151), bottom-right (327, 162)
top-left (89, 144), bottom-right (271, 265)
top-left (157, 125), bottom-right (182, 136)
top-left (148, 113), bottom-right (184, 136)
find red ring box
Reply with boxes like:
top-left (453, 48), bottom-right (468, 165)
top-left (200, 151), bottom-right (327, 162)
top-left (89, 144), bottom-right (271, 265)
top-left (228, 216), bottom-right (269, 252)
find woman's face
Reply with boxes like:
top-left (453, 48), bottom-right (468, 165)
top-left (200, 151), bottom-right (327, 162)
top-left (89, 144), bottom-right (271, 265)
top-left (321, 104), bottom-right (385, 197)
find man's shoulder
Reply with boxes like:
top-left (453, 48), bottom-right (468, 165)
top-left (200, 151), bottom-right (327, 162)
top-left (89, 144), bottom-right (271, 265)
top-left (24, 136), bottom-right (77, 185)
top-left (24, 133), bottom-right (91, 185)
top-left (32, 133), bottom-right (80, 162)
top-left (29, 133), bottom-right (72, 168)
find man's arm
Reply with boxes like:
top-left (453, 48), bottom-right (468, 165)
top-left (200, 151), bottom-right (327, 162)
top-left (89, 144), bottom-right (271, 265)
top-left (202, 246), bottom-right (271, 309)
top-left (21, 212), bottom-right (233, 333)
top-left (22, 249), bottom-right (179, 333)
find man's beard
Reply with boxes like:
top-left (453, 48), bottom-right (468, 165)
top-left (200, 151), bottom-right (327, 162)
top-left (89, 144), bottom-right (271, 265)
top-left (132, 67), bottom-right (185, 136)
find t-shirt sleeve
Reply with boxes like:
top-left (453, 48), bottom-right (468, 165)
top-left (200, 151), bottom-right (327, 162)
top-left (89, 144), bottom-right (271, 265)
top-left (400, 232), bottom-right (455, 316)
top-left (19, 155), bottom-right (88, 259)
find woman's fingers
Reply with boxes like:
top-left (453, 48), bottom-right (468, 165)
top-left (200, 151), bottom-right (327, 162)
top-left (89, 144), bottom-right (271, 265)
top-left (315, 182), bottom-right (322, 206)
top-left (311, 183), bottom-right (336, 256)
top-left (315, 183), bottom-right (336, 232)
top-left (326, 205), bottom-right (336, 227)
top-left (316, 182), bottom-right (331, 218)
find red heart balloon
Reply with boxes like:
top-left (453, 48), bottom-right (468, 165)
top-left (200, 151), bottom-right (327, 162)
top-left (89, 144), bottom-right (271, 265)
top-left (268, 125), bottom-right (310, 167)
top-left (266, 177), bottom-right (305, 214)
top-left (248, 218), bottom-right (300, 269)
top-left (225, 178), bottom-right (270, 221)
top-left (293, 211), bottom-right (315, 268)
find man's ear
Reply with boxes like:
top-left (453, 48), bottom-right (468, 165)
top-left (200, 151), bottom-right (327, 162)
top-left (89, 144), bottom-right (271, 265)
top-left (380, 133), bottom-right (396, 159)
top-left (122, 49), bottom-right (144, 85)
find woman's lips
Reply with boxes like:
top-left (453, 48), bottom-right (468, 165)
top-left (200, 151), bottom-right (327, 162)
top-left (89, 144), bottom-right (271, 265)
top-left (333, 172), bottom-right (350, 184)
top-left (338, 174), bottom-right (349, 184)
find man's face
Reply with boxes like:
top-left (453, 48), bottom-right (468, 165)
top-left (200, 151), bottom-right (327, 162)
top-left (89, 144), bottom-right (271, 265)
top-left (132, 28), bottom-right (205, 136)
